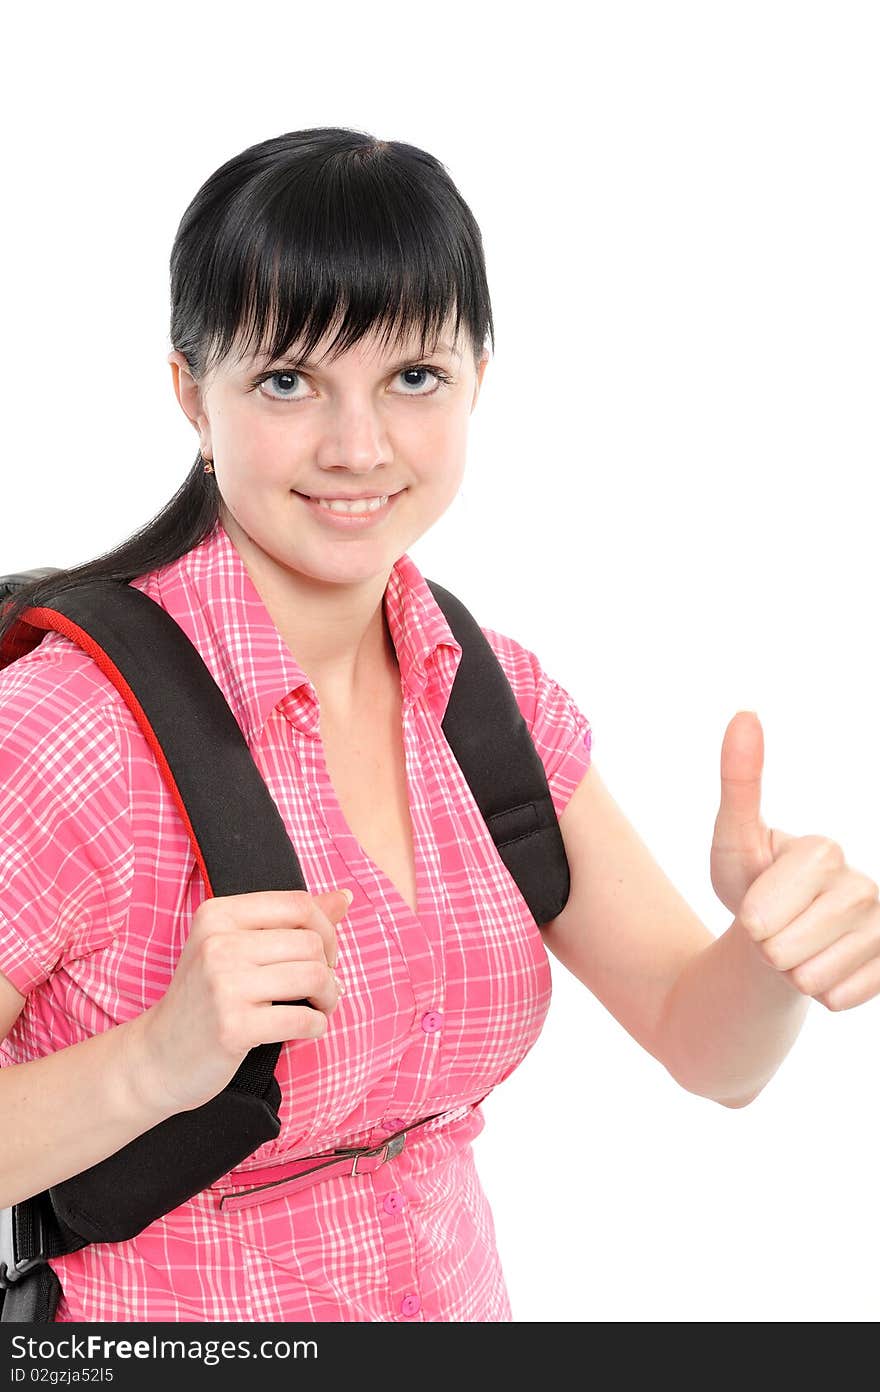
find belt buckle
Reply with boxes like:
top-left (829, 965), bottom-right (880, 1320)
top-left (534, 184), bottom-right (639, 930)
top-left (349, 1130), bottom-right (407, 1177)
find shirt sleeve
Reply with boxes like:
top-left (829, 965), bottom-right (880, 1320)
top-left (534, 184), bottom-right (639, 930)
top-left (0, 676), bottom-right (135, 996)
top-left (479, 626), bottom-right (593, 819)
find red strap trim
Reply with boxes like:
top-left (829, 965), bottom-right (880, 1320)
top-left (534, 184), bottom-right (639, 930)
top-left (18, 606), bottom-right (214, 900)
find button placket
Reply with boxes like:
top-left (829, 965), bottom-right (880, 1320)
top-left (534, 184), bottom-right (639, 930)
top-left (368, 1148), bottom-right (422, 1320)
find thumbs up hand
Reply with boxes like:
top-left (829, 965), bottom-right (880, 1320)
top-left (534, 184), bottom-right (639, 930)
top-left (710, 711), bottom-right (880, 1010)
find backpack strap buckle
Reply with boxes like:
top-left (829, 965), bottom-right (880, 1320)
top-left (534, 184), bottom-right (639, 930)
top-left (0, 1204), bottom-right (48, 1289)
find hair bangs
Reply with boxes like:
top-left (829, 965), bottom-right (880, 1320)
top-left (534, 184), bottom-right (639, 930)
top-left (191, 133), bottom-right (490, 380)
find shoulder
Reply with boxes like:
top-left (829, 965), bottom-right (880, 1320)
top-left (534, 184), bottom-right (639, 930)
top-left (478, 623), bottom-right (542, 691)
top-left (1, 627), bottom-right (128, 711)
top-left (477, 623), bottom-right (551, 722)
top-left (0, 634), bottom-right (135, 869)
top-left (478, 623), bottom-right (589, 735)
top-left (476, 623), bottom-right (592, 818)
top-left (0, 630), bottom-right (130, 780)
top-left (0, 636), bottom-right (136, 998)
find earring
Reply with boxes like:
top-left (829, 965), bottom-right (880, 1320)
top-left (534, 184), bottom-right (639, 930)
top-left (200, 452), bottom-right (214, 475)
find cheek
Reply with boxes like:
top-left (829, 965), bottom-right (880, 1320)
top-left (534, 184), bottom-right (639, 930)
top-left (403, 404), bottom-right (469, 467)
top-left (218, 414), bottom-right (293, 479)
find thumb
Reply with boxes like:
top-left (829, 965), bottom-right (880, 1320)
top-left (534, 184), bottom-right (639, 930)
top-left (311, 888), bottom-right (355, 970)
top-left (714, 711), bottom-right (768, 854)
top-left (315, 886), bottom-right (355, 918)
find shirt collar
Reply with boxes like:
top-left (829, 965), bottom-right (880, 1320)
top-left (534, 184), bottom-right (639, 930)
top-left (143, 519), bottom-right (463, 744)
top-left (383, 547), bottom-right (464, 723)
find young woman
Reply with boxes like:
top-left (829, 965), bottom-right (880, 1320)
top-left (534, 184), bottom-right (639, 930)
top-left (1, 126), bottom-right (877, 1323)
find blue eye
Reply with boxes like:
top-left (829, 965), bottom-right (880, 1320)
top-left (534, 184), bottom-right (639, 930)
top-left (259, 370), bottom-right (304, 400)
top-left (394, 366), bottom-right (450, 394)
top-left (254, 364), bottom-right (453, 401)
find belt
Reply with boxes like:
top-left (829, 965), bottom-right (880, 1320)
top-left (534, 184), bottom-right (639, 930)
top-left (216, 1105), bottom-right (477, 1214)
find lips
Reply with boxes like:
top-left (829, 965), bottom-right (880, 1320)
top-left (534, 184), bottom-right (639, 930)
top-left (293, 489), bottom-right (403, 527)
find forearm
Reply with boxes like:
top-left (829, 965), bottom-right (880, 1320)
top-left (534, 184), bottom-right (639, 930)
top-left (657, 916), bottom-right (810, 1107)
top-left (0, 1008), bottom-right (177, 1209)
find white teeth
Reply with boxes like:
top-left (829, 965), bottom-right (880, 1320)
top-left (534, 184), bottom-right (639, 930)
top-left (313, 495), bottom-right (389, 514)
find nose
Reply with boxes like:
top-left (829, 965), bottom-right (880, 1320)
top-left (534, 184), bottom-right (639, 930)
top-left (315, 396), bottom-right (393, 475)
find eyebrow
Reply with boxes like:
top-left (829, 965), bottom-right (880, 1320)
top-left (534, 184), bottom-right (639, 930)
top-left (256, 340), bottom-right (463, 370)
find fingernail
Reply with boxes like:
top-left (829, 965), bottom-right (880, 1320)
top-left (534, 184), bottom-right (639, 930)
top-left (332, 969), bottom-right (345, 996)
top-left (341, 888), bottom-right (354, 907)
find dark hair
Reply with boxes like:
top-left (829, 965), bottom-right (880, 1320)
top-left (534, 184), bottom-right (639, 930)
top-left (0, 125), bottom-right (494, 646)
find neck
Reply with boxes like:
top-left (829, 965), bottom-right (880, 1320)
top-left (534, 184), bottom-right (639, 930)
top-left (220, 512), bottom-right (399, 718)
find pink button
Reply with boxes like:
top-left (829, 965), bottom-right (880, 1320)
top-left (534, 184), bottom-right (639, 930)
top-left (383, 1191), bottom-right (405, 1215)
top-left (385, 1118), bottom-right (406, 1132)
top-left (421, 1011), bottom-right (442, 1034)
top-left (400, 1293), bottom-right (421, 1317)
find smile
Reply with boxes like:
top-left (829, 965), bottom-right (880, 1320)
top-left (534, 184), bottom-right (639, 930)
top-left (309, 495), bottom-right (388, 514)
top-left (293, 490), bottom-right (403, 527)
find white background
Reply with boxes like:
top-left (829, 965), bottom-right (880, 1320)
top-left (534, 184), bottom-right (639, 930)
top-left (2, 1), bottom-right (878, 1322)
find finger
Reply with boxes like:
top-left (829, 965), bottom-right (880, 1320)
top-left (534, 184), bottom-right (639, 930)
top-left (754, 885), bottom-right (871, 971)
top-left (238, 926), bottom-right (328, 969)
top-left (815, 950), bottom-right (880, 1011)
top-left (738, 836), bottom-right (844, 942)
top-left (783, 920), bottom-right (880, 1000)
top-left (248, 1002), bottom-right (331, 1045)
top-left (209, 889), bottom-right (344, 965)
top-left (244, 958), bottom-right (342, 1014)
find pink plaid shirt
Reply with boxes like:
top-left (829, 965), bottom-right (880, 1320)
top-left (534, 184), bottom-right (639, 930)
top-left (0, 519), bottom-right (592, 1322)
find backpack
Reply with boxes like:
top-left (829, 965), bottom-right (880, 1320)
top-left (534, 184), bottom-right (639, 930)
top-left (0, 566), bottom-right (571, 1321)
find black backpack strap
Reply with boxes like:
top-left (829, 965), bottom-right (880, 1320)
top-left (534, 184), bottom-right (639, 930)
top-left (3, 579), bottom-right (305, 1248)
top-left (426, 580), bottom-right (571, 926)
